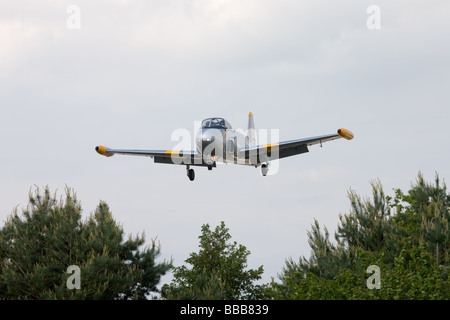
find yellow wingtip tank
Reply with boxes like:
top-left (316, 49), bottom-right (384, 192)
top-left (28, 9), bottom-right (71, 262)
top-left (337, 128), bottom-right (354, 140)
top-left (95, 145), bottom-right (113, 157)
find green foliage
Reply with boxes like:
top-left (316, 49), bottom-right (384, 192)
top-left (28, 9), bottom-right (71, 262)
top-left (0, 186), bottom-right (172, 299)
top-left (271, 172), bottom-right (450, 300)
top-left (271, 242), bottom-right (450, 300)
top-left (161, 268), bottom-right (228, 300)
top-left (392, 172), bottom-right (450, 266)
top-left (338, 180), bottom-right (397, 253)
top-left (162, 221), bottom-right (266, 300)
top-left (380, 243), bottom-right (449, 299)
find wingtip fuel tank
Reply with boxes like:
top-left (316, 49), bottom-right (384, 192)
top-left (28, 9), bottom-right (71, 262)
top-left (95, 145), bottom-right (113, 157)
top-left (337, 128), bottom-right (354, 140)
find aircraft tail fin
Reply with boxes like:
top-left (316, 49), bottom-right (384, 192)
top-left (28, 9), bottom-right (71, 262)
top-left (246, 112), bottom-right (256, 148)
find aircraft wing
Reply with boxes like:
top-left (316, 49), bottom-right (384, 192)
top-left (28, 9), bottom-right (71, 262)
top-left (241, 128), bottom-right (354, 164)
top-left (95, 146), bottom-right (211, 167)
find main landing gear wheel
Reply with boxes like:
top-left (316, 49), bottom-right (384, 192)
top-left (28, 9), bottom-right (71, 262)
top-left (188, 169), bottom-right (195, 181)
top-left (187, 167), bottom-right (195, 181)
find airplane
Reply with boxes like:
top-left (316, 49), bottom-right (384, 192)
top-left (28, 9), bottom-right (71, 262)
top-left (95, 112), bottom-right (354, 181)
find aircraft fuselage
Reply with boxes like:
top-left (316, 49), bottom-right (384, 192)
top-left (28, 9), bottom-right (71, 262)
top-left (194, 117), bottom-right (247, 165)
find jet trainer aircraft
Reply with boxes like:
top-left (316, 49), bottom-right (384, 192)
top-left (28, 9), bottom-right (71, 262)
top-left (95, 112), bottom-right (354, 181)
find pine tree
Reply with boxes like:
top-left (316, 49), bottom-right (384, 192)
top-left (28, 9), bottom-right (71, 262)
top-left (393, 172), bottom-right (450, 267)
top-left (0, 186), bottom-right (172, 299)
top-left (271, 172), bottom-right (450, 300)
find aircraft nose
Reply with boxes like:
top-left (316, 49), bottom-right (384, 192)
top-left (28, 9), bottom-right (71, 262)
top-left (201, 134), bottom-right (215, 153)
top-left (203, 135), bottom-right (215, 142)
top-left (195, 128), bottom-right (224, 153)
top-left (201, 129), bottom-right (218, 143)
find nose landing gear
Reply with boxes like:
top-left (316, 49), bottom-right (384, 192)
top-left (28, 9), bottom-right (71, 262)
top-left (186, 164), bottom-right (215, 181)
top-left (186, 165), bottom-right (195, 181)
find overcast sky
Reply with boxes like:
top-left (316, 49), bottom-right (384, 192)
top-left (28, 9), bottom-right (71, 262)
top-left (1, 0), bottom-right (450, 288)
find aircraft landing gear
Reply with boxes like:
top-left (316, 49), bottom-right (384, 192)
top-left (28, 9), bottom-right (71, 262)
top-left (186, 165), bottom-right (195, 181)
top-left (261, 163), bottom-right (269, 176)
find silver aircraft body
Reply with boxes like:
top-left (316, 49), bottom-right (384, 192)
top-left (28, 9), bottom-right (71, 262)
top-left (95, 112), bottom-right (354, 181)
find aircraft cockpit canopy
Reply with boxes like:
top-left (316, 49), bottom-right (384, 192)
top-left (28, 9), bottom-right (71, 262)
top-left (201, 117), bottom-right (232, 129)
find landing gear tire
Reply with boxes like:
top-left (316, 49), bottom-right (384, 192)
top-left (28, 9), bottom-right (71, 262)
top-left (261, 163), bottom-right (269, 176)
top-left (188, 168), bottom-right (195, 181)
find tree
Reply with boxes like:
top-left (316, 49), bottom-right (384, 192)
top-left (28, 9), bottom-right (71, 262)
top-left (271, 243), bottom-right (450, 300)
top-left (379, 242), bottom-right (450, 300)
top-left (392, 172), bottom-right (450, 267)
top-left (161, 221), bottom-right (266, 300)
top-left (271, 172), bottom-right (450, 300)
top-left (0, 186), bottom-right (172, 299)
